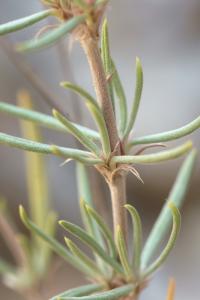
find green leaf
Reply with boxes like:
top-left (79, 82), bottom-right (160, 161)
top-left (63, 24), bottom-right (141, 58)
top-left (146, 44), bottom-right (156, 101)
top-left (58, 284), bottom-right (134, 300)
top-left (86, 205), bottom-right (117, 259)
top-left (53, 109), bottom-right (101, 156)
top-left (50, 284), bottom-right (104, 300)
top-left (61, 82), bottom-right (111, 158)
top-left (59, 220), bottom-right (123, 274)
top-left (64, 238), bottom-right (104, 279)
top-left (0, 132), bottom-right (100, 164)
top-left (116, 226), bottom-right (133, 280)
top-left (76, 163), bottom-right (93, 207)
top-left (143, 203), bottom-right (181, 278)
top-left (19, 206), bottom-right (100, 276)
top-left (0, 101), bottom-right (100, 140)
top-left (125, 204), bottom-right (142, 273)
top-left (80, 200), bottom-right (107, 274)
top-left (141, 150), bottom-right (197, 269)
top-left (111, 141), bottom-right (193, 165)
top-left (0, 9), bottom-right (53, 35)
top-left (17, 15), bottom-right (85, 52)
top-left (76, 164), bottom-right (107, 274)
top-left (101, 19), bottom-right (115, 112)
top-left (124, 57), bottom-right (143, 139)
top-left (129, 116), bottom-right (200, 146)
top-left (111, 60), bottom-right (128, 136)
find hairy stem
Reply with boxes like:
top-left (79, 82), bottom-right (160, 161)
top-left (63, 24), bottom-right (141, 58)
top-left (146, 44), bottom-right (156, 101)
top-left (108, 174), bottom-right (127, 242)
top-left (79, 30), bottom-right (119, 152)
top-left (77, 27), bottom-right (127, 241)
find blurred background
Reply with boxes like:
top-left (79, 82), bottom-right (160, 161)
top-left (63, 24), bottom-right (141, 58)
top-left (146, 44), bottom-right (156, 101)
top-left (0, 0), bottom-right (200, 299)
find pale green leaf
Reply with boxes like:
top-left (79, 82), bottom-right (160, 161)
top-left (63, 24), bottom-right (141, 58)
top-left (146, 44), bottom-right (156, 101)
top-left (19, 206), bottom-right (100, 276)
top-left (59, 220), bottom-right (123, 274)
top-left (0, 101), bottom-right (100, 140)
top-left (111, 141), bottom-right (192, 165)
top-left (58, 284), bottom-right (134, 300)
top-left (0, 10), bottom-right (53, 35)
top-left (65, 238), bottom-right (104, 279)
top-left (17, 16), bottom-right (85, 52)
top-left (53, 109), bottom-right (101, 156)
top-left (143, 203), bottom-right (181, 278)
top-left (50, 284), bottom-right (104, 300)
top-left (125, 204), bottom-right (142, 272)
top-left (116, 226), bottom-right (133, 280)
top-left (0, 132), bottom-right (100, 165)
top-left (86, 205), bottom-right (117, 259)
top-left (111, 60), bottom-right (128, 136)
top-left (129, 116), bottom-right (200, 147)
top-left (124, 57), bottom-right (143, 139)
top-left (141, 150), bottom-right (197, 269)
top-left (61, 82), bottom-right (111, 158)
top-left (101, 19), bottom-right (115, 112)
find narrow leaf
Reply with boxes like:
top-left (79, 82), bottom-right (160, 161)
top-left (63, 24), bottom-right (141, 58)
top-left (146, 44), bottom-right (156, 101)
top-left (125, 204), bottom-right (142, 272)
top-left (143, 203), bottom-right (181, 278)
top-left (116, 226), bottom-right (133, 280)
top-left (141, 150), bottom-right (197, 269)
top-left (0, 10), bottom-right (53, 35)
top-left (50, 284), bottom-right (104, 300)
top-left (17, 15), bottom-right (85, 52)
top-left (59, 220), bottom-right (123, 274)
top-left (101, 19), bottom-right (115, 111)
top-left (53, 109), bottom-right (101, 156)
top-left (58, 284), bottom-right (134, 300)
top-left (124, 57), bottom-right (143, 139)
top-left (111, 60), bottom-right (128, 136)
top-left (65, 238), bottom-right (104, 279)
top-left (80, 200), bottom-right (107, 274)
top-left (111, 141), bottom-right (192, 165)
top-left (61, 82), bottom-right (111, 158)
top-left (0, 101), bottom-right (100, 140)
top-left (0, 132), bottom-right (100, 164)
top-left (86, 205), bottom-right (117, 259)
top-left (129, 116), bottom-right (200, 146)
top-left (19, 206), bottom-right (99, 276)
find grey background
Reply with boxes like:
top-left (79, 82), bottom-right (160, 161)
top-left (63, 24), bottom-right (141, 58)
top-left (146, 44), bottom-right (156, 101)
top-left (0, 0), bottom-right (200, 299)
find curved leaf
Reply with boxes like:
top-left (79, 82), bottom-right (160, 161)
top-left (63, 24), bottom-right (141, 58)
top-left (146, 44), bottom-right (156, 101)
top-left (19, 206), bottom-right (99, 276)
top-left (0, 10), bottom-right (53, 35)
top-left (0, 101), bottom-right (100, 140)
top-left (58, 284), bottom-right (134, 300)
top-left (0, 132), bottom-right (100, 165)
top-left (125, 204), bottom-right (142, 272)
top-left (61, 82), bottom-right (111, 158)
top-left (111, 60), bottom-right (128, 136)
top-left (86, 204), bottom-right (117, 259)
top-left (116, 226), bottom-right (133, 280)
top-left (111, 141), bottom-right (192, 165)
top-left (50, 284), bottom-right (104, 300)
top-left (141, 150), bottom-right (197, 269)
top-left (53, 110), bottom-right (100, 156)
top-left (101, 19), bottom-right (115, 112)
top-left (59, 220), bottom-right (123, 274)
top-left (129, 116), bottom-right (200, 146)
top-left (124, 57), bottom-right (143, 139)
top-left (65, 238), bottom-right (104, 279)
top-left (17, 15), bottom-right (85, 52)
top-left (143, 203), bottom-right (181, 278)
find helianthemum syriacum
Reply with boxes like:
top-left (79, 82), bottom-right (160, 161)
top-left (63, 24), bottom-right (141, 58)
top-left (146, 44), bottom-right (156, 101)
top-left (0, 1), bottom-right (199, 299)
